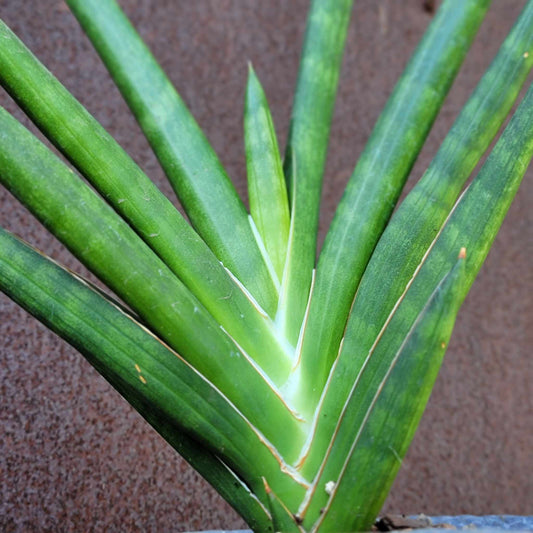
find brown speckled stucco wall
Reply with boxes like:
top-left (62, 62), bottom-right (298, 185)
top-left (0, 1), bottom-right (531, 531)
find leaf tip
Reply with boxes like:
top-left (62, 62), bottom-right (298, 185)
top-left (247, 60), bottom-right (257, 79)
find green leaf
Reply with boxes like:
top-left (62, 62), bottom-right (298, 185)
top-left (300, 77), bottom-right (533, 496)
top-left (294, 0), bottom-right (492, 407)
top-left (143, 419), bottom-right (273, 533)
top-left (0, 228), bottom-right (303, 519)
top-left (303, 74), bottom-right (533, 522)
top-left (0, 19), bottom-right (294, 385)
top-left (66, 0), bottom-right (278, 315)
top-left (245, 64), bottom-right (290, 284)
top-left (302, 255), bottom-right (466, 532)
top-left (409, 79), bottom-right (533, 315)
top-left (278, 0), bottom-right (354, 345)
top-left (338, 0), bottom-right (533, 402)
top-left (0, 106), bottom-right (305, 457)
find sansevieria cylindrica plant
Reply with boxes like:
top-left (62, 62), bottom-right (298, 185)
top-left (0, 0), bottom-right (531, 531)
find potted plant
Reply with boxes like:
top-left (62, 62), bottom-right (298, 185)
top-left (0, 0), bottom-right (531, 531)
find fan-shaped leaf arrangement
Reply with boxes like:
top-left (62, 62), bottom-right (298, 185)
top-left (1, 1), bottom-right (532, 531)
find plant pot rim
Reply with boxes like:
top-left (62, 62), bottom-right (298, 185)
top-left (185, 514), bottom-right (533, 533)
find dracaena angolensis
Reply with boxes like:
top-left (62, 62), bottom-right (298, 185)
top-left (0, 0), bottom-right (531, 531)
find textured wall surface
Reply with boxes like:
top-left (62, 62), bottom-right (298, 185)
top-left (0, 1), bottom-right (531, 531)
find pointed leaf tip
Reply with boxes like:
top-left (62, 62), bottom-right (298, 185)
top-left (244, 63), bottom-right (290, 282)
